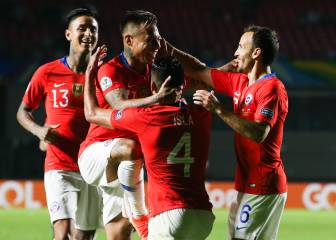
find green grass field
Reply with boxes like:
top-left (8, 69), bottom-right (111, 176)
top-left (0, 208), bottom-right (335, 240)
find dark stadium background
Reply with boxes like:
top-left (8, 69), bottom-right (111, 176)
top-left (1, 0), bottom-right (335, 183)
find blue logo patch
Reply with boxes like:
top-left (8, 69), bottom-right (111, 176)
top-left (115, 110), bottom-right (123, 120)
top-left (244, 94), bottom-right (253, 105)
top-left (260, 108), bottom-right (274, 119)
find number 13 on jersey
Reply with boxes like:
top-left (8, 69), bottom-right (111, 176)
top-left (167, 132), bottom-right (194, 177)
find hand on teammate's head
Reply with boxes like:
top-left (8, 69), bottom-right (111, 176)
top-left (157, 38), bottom-right (174, 58)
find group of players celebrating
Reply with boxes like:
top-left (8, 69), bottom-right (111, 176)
top-left (17, 7), bottom-right (288, 240)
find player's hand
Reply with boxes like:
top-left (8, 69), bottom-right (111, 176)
top-left (39, 140), bottom-right (48, 152)
top-left (35, 124), bottom-right (61, 144)
top-left (157, 38), bottom-right (174, 58)
top-left (193, 90), bottom-right (221, 112)
top-left (87, 45), bottom-right (107, 77)
top-left (156, 76), bottom-right (178, 104)
top-left (218, 59), bottom-right (238, 72)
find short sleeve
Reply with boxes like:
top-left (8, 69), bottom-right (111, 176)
top-left (97, 63), bottom-right (126, 96)
top-left (110, 108), bottom-right (148, 134)
top-left (254, 83), bottom-right (281, 127)
top-left (211, 69), bottom-right (246, 97)
top-left (22, 66), bottom-right (47, 109)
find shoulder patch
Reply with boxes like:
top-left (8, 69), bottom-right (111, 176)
top-left (260, 108), bottom-right (274, 119)
top-left (115, 110), bottom-right (123, 120)
top-left (100, 76), bottom-right (112, 91)
top-left (244, 93), bottom-right (253, 105)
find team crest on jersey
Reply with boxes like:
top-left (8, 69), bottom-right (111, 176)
top-left (72, 83), bottom-right (83, 96)
top-left (115, 110), bottom-right (123, 120)
top-left (244, 94), bottom-right (253, 105)
top-left (100, 76), bottom-right (112, 91)
top-left (260, 108), bottom-right (274, 119)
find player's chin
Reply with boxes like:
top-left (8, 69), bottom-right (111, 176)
top-left (80, 43), bottom-right (95, 52)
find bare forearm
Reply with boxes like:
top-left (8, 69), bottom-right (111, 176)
top-left (172, 47), bottom-right (206, 74)
top-left (84, 70), bottom-right (99, 119)
top-left (214, 106), bottom-right (269, 143)
top-left (84, 72), bottom-right (114, 128)
top-left (16, 104), bottom-right (42, 137)
top-left (105, 88), bottom-right (160, 110)
top-left (167, 44), bottom-right (212, 87)
top-left (114, 95), bottom-right (159, 110)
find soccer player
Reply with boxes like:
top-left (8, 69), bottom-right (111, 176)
top-left (85, 46), bottom-right (215, 240)
top-left (78, 10), bottom-right (173, 239)
top-left (16, 8), bottom-right (102, 240)
top-left (163, 25), bottom-right (288, 240)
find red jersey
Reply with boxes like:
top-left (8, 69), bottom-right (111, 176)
top-left (211, 69), bottom-right (288, 194)
top-left (23, 58), bottom-right (89, 172)
top-left (110, 104), bottom-right (213, 217)
top-left (80, 53), bottom-right (151, 154)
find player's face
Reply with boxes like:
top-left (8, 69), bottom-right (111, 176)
top-left (66, 15), bottom-right (98, 53)
top-left (131, 24), bottom-right (161, 64)
top-left (234, 32), bottom-right (254, 73)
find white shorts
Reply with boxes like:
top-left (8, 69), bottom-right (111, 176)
top-left (44, 170), bottom-right (101, 230)
top-left (228, 190), bottom-right (287, 240)
top-left (148, 208), bottom-right (215, 240)
top-left (79, 139), bottom-right (124, 225)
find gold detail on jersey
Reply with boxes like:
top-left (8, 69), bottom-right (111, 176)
top-left (174, 112), bottom-right (194, 126)
top-left (72, 83), bottom-right (83, 97)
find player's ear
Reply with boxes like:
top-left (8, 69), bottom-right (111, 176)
top-left (124, 34), bottom-right (133, 47)
top-left (65, 29), bottom-right (71, 41)
top-left (252, 47), bottom-right (261, 60)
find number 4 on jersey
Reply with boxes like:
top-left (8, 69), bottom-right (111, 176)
top-left (167, 132), bottom-right (194, 177)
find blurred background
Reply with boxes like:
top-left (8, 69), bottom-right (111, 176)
top-left (0, 0), bottom-right (335, 196)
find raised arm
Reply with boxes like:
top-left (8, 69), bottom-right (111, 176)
top-left (84, 46), bottom-right (114, 129)
top-left (193, 90), bottom-right (270, 143)
top-left (160, 39), bottom-right (213, 88)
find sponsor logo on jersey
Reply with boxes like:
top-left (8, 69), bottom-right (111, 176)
top-left (72, 83), bottom-right (83, 96)
top-left (100, 76), bottom-right (112, 91)
top-left (260, 108), bottom-right (274, 119)
top-left (236, 226), bottom-right (247, 231)
top-left (244, 94), bottom-right (253, 105)
top-left (54, 83), bottom-right (67, 88)
top-left (115, 110), bottom-right (123, 120)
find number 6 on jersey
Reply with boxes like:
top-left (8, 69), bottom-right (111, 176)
top-left (167, 132), bottom-right (194, 177)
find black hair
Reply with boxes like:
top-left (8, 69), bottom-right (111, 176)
top-left (244, 25), bottom-right (279, 65)
top-left (66, 7), bottom-right (98, 27)
top-left (151, 57), bottom-right (184, 89)
top-left (120, 10), bottom-right (157, 34)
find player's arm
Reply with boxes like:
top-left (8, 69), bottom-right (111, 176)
top-left (103, 77), bottom-right (173, 110)
top-left (160, 39), bottom-right (213, 88)
top-left (217, 59), bottom-right (238, 72)
top-left (84, 46), bottom-right (114, 129)
top-left (16, 102), bottom-right (60, 144)
top-left (193, 90), bottom-right (270, 143)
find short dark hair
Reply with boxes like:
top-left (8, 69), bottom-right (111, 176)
top-left (151, 57), bottom-right (184, 89)
top-left (244, 25), bottom-right (279, 65)
top-left (120, 10), bottom-right (157, 34)
top-left (66, 7), bottom-right (98, 27)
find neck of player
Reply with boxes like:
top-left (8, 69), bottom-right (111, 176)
top-left (124, 50), bottom-right (147, 74)
top-left (247, 62), bottom-right (271, 86)
top-left (67, 49), bottom-right (90, 74)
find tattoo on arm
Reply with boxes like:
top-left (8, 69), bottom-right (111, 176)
top-left (105, 88), bottom-right (127, 109)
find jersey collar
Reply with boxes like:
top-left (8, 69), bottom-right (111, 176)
top-left (60, 56), bottom-right (71, 69)
top-left (256, 73), bottom-right (276, 83)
